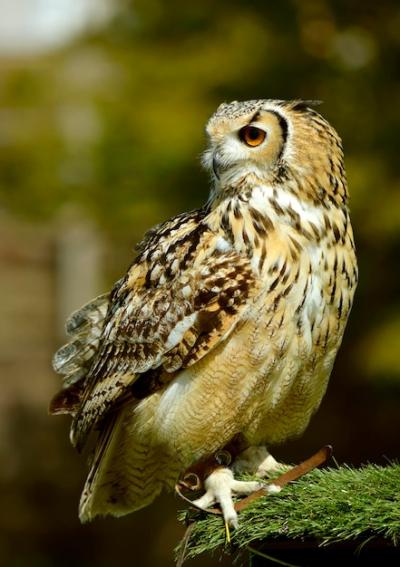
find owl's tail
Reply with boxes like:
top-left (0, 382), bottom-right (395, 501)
top-left (78, 405), bottom-right (180, 522)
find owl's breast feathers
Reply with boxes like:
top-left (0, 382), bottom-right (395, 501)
top-left (51, 173), bottom-right (357, 454)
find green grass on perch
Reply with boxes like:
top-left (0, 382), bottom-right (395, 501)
top-left (176, 463), bottom-right (400, 562)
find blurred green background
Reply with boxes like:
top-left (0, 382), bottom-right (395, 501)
top-left (0, 0), bottom-right (399, 565)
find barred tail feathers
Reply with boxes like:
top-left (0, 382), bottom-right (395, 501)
top-left (78, 405), bottom-right (180, 522)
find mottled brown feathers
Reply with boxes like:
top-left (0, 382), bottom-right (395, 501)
top-left (50, 293), bottom-right (109, 414)
top-left (68, 214), bottom-right (258, 449)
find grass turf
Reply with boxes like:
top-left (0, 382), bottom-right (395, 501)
top-left (176, 463), bottom-right (400, 562)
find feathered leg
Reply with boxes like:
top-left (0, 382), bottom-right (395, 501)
top-left (182, 443), bottom-right (287, 528)
top-left (233, 445), bottom-right (290, 478)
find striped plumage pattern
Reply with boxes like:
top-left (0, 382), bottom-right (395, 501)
top-left (50, 99), bottom-right (357, 522)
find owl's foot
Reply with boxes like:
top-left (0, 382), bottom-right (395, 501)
top-left (179, 444), bottom-right (288, 528)
top-left (233, 446), bottom-right (291, 478)
top-left (192, 467), bottom-right (277, 528)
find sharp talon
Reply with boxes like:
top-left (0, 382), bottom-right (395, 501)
top-left (216, 450), bottom-right (232, 466)
top-left (182, 472), bottom-right (201, 490)
top-left (225, 520), bottom-right (231, 543)
top-left (229, 513), bottom-right (239, 530)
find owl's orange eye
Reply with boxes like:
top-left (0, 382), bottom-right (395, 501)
top-left (239, 125), bottom-right (266, 147)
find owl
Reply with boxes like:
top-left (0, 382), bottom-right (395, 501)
top-left (50, 99), bottom-right (357, 529)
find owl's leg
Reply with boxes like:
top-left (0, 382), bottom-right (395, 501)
top-left (192, 467), bottom-right (274, 528)
top-left (233, 446), bottom-right (290, 478)
top-left (192, 447), bottom-right (287, 527)
top-left (185, 442), bottom-right (286, 528)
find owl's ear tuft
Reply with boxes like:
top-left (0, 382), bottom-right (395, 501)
top-left (291, 100), bottom-right (323, 112)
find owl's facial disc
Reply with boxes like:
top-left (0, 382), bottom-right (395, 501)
top-left (204, 106), bottom-right (287, 184)
top-left (211, 124), bottom-right (268, 179)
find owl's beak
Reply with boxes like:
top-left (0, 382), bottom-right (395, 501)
top-left (212, 154), bottom-right (221, 179)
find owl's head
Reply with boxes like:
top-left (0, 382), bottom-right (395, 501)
top-left (203, 99), bottom-right (346, 203)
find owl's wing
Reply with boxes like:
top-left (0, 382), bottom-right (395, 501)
top-left (54, 210), bottom-right (258, 450)
top-left (50, 293), bottom-right (110, 415)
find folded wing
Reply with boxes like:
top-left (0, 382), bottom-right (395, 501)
top-left (51, 209), bottom-right (259, 451)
